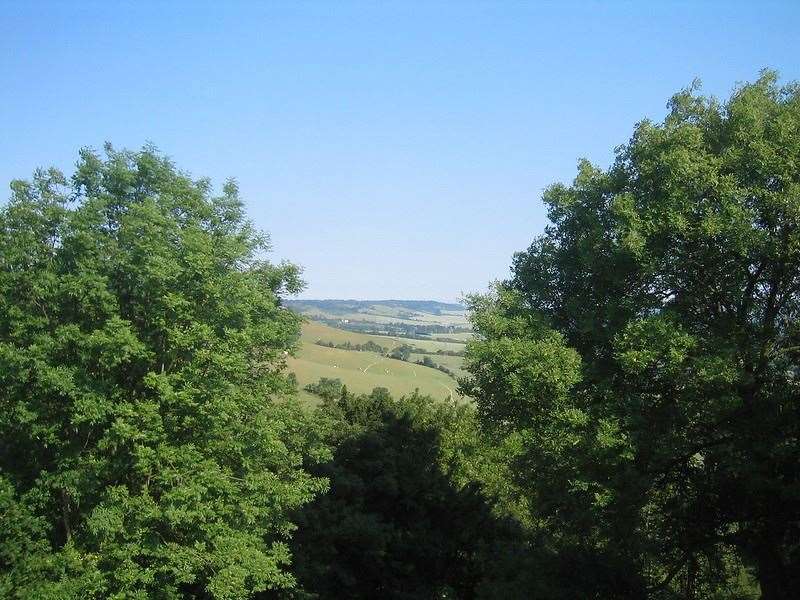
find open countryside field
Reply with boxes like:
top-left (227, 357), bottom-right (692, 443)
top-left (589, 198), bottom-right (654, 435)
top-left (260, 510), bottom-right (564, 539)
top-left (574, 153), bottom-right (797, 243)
top-left (408, 352), bottom-right (469, 379)
top-left (431, 332), bottom-right (474, 342)
top-left (288, 336), bottom-right (460, 401)
top-left (297, 311), bottom-right (461, 328)
top-left (286, 299), bottom-right (471, 329)
top-left (289, 321), bottom-right (466, 402)
top-left (402, 312), bottom-right (469, 326)
top-left (300, 319), bottom-right (400, 347)
top-left (300, 320), bottom-right (467, 354)
top-left (397, 336), bottom-right (465, 353)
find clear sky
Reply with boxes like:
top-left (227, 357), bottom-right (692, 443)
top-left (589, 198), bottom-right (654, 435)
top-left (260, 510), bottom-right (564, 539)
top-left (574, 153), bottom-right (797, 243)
top-left (2, 1), bottom-right (798, 301)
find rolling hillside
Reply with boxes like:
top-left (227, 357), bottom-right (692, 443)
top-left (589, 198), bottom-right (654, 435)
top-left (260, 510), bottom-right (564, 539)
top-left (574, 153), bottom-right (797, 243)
top-left (285, 299), bottom-right (472, 337)
top-left (288, 320), bottom-right (466, 403)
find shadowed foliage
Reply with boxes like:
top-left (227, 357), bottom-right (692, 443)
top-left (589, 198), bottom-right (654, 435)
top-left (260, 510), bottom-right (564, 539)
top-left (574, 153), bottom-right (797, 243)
top-left (463, 72), bottom-right (798, 599)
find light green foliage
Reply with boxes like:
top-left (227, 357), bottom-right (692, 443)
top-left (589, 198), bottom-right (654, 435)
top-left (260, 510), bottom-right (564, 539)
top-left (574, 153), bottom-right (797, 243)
top-left (0, 146), bottom-right (328, 598)
top-left (462, 313), bottom-right (581, 427)
top-left (464, 72), bottom-right (798, 598)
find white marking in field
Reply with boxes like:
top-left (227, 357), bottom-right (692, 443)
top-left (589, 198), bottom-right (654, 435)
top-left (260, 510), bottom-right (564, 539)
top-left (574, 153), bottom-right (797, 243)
top-left (362, 338), bottom-right (400, 374)
top-left (437, 381), bottom-right (454, 400)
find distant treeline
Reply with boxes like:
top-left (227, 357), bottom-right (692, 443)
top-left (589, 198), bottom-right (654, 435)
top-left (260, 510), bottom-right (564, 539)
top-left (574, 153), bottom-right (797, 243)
top-left (286, 298), bottom-right (465, 316)
top-left (312, 340), bottom-right (461, 379)
top-left (315, 339), bottom-right (463, 358)
top-left (315, 317), bottom-right (471, 338)
top-left (387, 345), bottom-right (458, 378)
top-left (413, 355), bottom-right (456, 377)
top-left (314, 339), bottom-right (388, 353)
top-left (426, 335), bottom-right (471, 344)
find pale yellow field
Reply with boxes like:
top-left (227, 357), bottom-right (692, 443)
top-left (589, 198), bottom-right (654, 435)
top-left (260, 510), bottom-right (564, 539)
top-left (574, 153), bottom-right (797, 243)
top-left (431, 332), bottom-right (474, 342)
top-left (400, 337), bottom-right (465, 353)
top-left (408, 352), bottom-right (468, 379)
top-left (405, 312), bottom-right (470, 326)
top-left (299, 320), bottom-right (400, 347)
top-left (289, 321), bottom-right (464, 401)
top-left (299, 320), bottom-right (466, 354)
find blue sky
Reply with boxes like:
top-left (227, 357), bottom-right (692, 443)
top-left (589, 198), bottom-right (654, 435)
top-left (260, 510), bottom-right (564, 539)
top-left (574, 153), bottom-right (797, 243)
top-left (2, 1), bottom-right (798, 301)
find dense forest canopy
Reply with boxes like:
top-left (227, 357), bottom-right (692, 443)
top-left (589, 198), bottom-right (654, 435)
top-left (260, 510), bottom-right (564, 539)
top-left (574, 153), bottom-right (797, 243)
top-left (1, 71), bottom-right (798, 599)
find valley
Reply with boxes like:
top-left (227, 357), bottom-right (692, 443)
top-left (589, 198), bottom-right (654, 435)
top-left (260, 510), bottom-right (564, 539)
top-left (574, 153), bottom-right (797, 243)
top-left (285, 301), bottom-right (472, 403)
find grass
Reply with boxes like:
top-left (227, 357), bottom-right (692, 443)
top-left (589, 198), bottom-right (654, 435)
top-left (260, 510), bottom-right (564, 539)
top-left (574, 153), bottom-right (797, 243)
top-left (404, 312), bottom-right (470, 326)
top-left (290, 303), bottom-right (470, 329)
top-left (431, 332), bottom-right (474, 342)
top-left (289, 321), bottom-right (465, 401)
top-left (299, 320), bottom-right (400, 347)
top-left (402, 337), bottom-right (465, 353)
top-left (408, 352), bottom-right (468, 379)
top-left (300, 320), bottom-right (467, 354)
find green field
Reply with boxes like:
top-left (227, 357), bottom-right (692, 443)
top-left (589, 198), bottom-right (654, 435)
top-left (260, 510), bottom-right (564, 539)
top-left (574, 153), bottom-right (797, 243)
top-left (402, 336), bottom-right (465, 353)
top-left (408, 352), bottom-right (468, 379)
top-left (430, 332), bottom-right (474, 342)
top-left (286, 299), bottom-right (472, 333)
top-left (299, 320), bottom-right (467, 354)
top-left (289, 321), bottom-right (465, 402)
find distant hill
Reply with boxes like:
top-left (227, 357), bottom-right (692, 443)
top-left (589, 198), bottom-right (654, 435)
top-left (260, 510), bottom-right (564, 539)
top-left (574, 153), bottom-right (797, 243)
top-left (284, 299), bottom-right (470, 338)
top-left (285, 299), bottom-right (465, 316)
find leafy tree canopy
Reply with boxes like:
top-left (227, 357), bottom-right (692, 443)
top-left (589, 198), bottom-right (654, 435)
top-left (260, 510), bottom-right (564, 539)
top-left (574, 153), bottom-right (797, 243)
top-left (0, 145), bottom-right (328, 599)
top-left (287, 387), bottom-right (524, 600)
top-left (462, 71), bottom-right (799, 599)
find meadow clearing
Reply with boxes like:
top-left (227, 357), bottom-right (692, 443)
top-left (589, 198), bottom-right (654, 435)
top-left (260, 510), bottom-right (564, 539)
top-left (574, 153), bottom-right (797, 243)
top-left (288, 320), bottom-right (466, 402)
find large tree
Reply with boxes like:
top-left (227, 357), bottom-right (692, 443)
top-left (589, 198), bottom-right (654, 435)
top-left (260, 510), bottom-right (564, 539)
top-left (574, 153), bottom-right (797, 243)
top-left (288, 388), bottom-right (522, 600)
top-left (462, 71), bottom-right (799, 599)
top-left (0, 146), bottom-right (328, 598)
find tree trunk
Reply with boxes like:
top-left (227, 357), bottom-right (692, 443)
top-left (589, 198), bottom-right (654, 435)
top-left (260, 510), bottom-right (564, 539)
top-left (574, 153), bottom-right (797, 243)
top-left (60, 488), bottom-right (71, 543)
top-left (755, 536), bottom-right (795, 600)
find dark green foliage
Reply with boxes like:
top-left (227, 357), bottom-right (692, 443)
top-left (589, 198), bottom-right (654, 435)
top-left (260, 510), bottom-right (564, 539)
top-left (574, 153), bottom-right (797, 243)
top-left (303, 378), bottom-right (345, 402)
top-left (286, 388), bottom-right (523, 600)
top-left (313, 340), bottom-right (387, 354)
top-left (388, 344), bottom-right (414, 361)
top-left (0, 146), bottom-right (328, 598)
top-left (435, 348), bottom-right (465, 357)
top-left (414, 355), bottom-right (454, 377)
top-left (418, 355), bottom-right (437, 368)
top-left (463, 72), bottom-right (799, 598)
